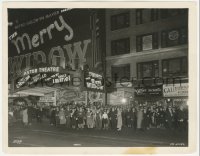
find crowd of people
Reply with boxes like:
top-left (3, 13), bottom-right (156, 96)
top-left (9, 102), bottom-right (188, 132)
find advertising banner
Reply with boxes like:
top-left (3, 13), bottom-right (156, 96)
top-left (83, 70), bottom-right (104, 92)
top-left (134, 85), bottom-right (163, 98)
top-left (39, 97), bottom-right (55, 102)
top-left (163, 83), bottom-right (188, 97)
top-left (14, 66), bottom-right (72, 90)
top-left (56, 89), bottom-right (86, 104)
top-left (88, 91), bottom-right (103, 104)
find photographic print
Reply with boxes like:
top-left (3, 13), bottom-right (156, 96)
top-left (2, 1), bottom-right (198, 154)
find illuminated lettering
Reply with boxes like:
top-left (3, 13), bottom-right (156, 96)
top-left (11, 33), bottom-right (32, 54)
top-left (9, 55), bottom-right (24, 75)
top-left (11, 15), bottom-right (74, 54)
top-left (9, 39), bottom-right (91, 75)
top-left (63, 39), bottom-right (91, 70)
top-left (54, 15), bottom-right (74, 41)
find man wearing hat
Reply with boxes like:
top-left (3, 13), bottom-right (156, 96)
top-left (165, 106), bottom-right (174, 130)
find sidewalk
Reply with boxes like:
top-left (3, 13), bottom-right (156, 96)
top-left (9, 118), bottom-right (188, 146)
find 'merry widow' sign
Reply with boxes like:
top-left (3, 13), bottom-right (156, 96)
top-left (8, 9), bottom-right (93, 75)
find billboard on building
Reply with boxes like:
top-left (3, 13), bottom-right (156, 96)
top-left (134, 85), bottom-right (163, 98)
top-left (8, 9), bottom-right (93, 77)
top-left (163, 83), bottom-right (188, 97)
top-left (83, 70), bottom-right (104, 92)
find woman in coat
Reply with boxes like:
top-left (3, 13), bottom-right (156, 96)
top-left (65, 106), bottom-right (71, 128)
top-left (77, 107), bottom-right (84, 129)
top-left (50, 107), bottom-right (56, 126)
top-left (117, 108), bottom-right (123, 131)
top-left (95, 108), bottom-right (102, 130)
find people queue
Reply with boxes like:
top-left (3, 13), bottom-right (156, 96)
top-left (10, 103), bottom-right (188, 132)
top-left (48, 105), bottom-right (188, 132)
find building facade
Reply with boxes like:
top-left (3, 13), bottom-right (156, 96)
top-left (8, 9), bottom-right (106, 107)
top-left (105, 9), bottom-right (188, 106)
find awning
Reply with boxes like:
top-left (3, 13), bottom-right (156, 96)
top-left (15, 86), bottom-right (58, 96)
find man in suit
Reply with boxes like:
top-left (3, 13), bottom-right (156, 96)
top-left (165, 106), bottom-right (174, 130)
top-left (177, 105), bottom-right (187, 132)
top-left (108, 107), bottom-right (117, 130)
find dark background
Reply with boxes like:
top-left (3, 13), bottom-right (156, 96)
top-left (8, 9), bottom-right (92, 58)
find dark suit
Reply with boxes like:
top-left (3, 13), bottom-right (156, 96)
top-left (165, 109), bottom-right (174, 129)
top-left (108, 110), bottom-right (117, 129)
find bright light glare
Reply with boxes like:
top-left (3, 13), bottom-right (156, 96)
top-left (121, 98), bottom-right (127, 103)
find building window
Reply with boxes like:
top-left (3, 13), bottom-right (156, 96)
top-left (111, 38), bottom-right (130, 56)
top-left (136, 9), bottom-right (159, 25)
top-left (137, 61), bottom-right (159, 79)
top-left (162, 57), bottom-right (188, 77)
top-left (136, 33), bottom-right (158, 52)
top-left (111, 12), bottom-right (130, 31)
top-left (161, 27), bottom-right (188, 48)
top-left (111, 64), bottom-right (130, 82)
top-left (160, 9), bottom-right (188, 19)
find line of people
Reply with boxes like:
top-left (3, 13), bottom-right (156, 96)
top-left (48, 105), bottom-right (188, 132)
top-left (9, 103), bottom-right (188, 132)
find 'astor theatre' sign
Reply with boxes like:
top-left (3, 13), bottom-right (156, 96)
top-left (15, 66), bottom-right (71, 89)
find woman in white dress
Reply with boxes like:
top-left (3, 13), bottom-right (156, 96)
top-left (22, 107), bottom-right (28, 126)
top-left (59, 108), bottom-right (66, 125)
top-left (137, 107), bottom-right (144, 130)
top-left (117, 108), bottom-right (123, 131)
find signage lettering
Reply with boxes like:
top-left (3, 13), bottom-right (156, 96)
top-left (15, 66), bottom-right (72, 89)
top-left (84, 71), bottom-right (104, 92)
top-left (52, 74), bottom-right (70, 84)
top-left (11, 15), bottom-right (74, 54)
top-left (163, 83), bottom-right (188, 97)
top-left (23, 67), bottom-right (59, 76)
top-left (9, 39), bottom-right (91, 75)
top-left (134, 85), bottom-right (162, 97)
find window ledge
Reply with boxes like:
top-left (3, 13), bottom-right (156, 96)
top-left (106, 45), bottom-right (188, 61)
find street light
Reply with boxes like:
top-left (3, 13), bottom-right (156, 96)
top-left (121, 98), bottom-right (127, 104)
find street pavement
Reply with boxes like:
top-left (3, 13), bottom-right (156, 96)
top-left (8, 120), bottom-right (188, 147)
